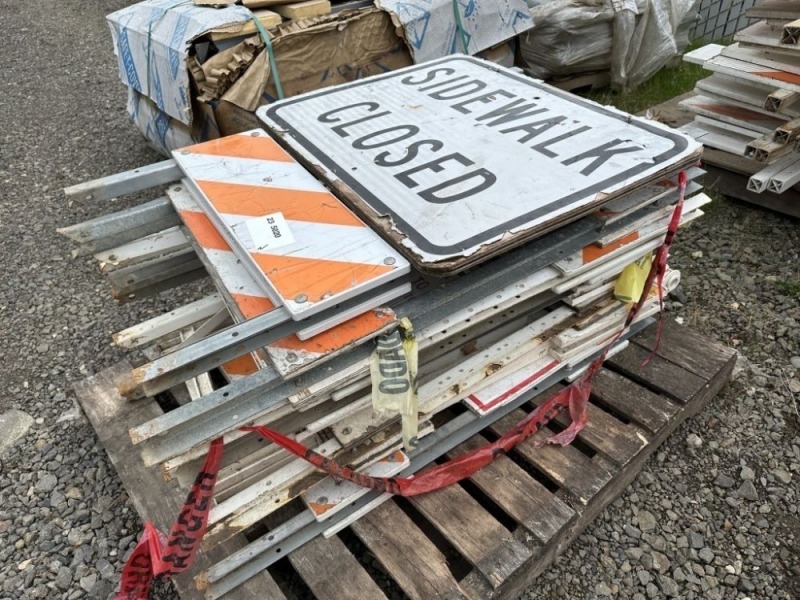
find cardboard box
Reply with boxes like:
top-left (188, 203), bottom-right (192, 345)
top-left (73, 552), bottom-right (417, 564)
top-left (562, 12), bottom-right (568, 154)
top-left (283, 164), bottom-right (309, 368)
top-left (107, 0), bottom-right (527, 154)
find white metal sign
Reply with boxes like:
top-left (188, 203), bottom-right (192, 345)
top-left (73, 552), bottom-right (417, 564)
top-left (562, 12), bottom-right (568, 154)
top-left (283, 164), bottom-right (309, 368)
top-left (258, 56), bottom-right (700, 274)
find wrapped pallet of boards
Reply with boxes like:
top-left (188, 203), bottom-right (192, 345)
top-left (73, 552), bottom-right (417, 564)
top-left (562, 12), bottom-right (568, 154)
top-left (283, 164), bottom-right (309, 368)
top-left (519, 0), bottom-right (700, 91)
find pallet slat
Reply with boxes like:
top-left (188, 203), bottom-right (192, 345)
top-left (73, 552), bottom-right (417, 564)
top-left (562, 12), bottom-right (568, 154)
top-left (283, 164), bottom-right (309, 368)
top-left (351, 501), bottom-right (467, 600)
top-left (288, 534), bottom-right (388, 600)
top-left (74, 321), bottom-right (737, 600)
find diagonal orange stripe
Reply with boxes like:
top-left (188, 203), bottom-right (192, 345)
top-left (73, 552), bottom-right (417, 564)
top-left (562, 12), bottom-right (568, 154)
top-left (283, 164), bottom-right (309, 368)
top-left (271, 309), bottom-right (395, 353)
top-left (231, 293), bottom-right (277, 319)
top-left (179, 209), bottom-right (230, 252)
top-left (182, 134), bottom-right (293, 163)
top-left (222, 353), bottom-right (260, 377)
top-left (252, 254), bottom-right (396, 303)
top-left (582, 231), bottom-right (639, 264)
top-left (196, 180), bottom-right (364, 228)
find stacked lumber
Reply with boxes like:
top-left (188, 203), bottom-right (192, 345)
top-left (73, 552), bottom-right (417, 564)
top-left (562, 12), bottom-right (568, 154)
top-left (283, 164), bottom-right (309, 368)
top-left (59, 60), bottom-right (705, 595)
top-left (681, 1), bottom-right (800, 202)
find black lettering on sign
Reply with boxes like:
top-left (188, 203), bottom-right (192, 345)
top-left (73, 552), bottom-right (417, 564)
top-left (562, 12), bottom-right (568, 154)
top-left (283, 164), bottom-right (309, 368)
top-left (450, 89), bottom-right (515, 114)
top-left (429, 79), bottom-right (487, 100)
top-left (418, 74), bottom-right (470, 91)
top-left (353, 125), bottom-right (421, 149)
top-left (395, 153), bottom-right (474, 189)
top-left (400, 67), bottom-right (457, 86)
top-left (500, 116), bottom-right (567, 144)
top-left (331, 112), bottom-right (392, 138)
top-left (562, 138), bottom-right (642, 176)
top-left (374, 139), bottom-right (444, 167)
top-left (531, 126), bottom-right (592, 158)
top-left (475, 98), bottom-right (547, 127)
top-left (419, 168), bottom-right (497, 204)
top-left (317, 102), bottom-right (380, 123)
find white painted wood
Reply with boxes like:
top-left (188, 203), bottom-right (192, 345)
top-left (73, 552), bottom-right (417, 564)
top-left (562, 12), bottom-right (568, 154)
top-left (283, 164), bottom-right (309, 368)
top-left (208, 439), bottom-right (342, 526)
top-left (301, 450), bottom-right (409, 522)
top-left (702, 53), bottom-right (800, 94)
top-left (684, 43), bottom-right (725, 65)
top-left (94, 226), bottom-right (190, 272)
top-left (112, 294), bottom-right (225, 349)
top-left (723, 43), bottom-right (800, 76)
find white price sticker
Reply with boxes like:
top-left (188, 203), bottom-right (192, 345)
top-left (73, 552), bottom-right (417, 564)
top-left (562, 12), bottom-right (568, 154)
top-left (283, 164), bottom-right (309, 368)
top-left (244, 212), bottom-right (295, 250)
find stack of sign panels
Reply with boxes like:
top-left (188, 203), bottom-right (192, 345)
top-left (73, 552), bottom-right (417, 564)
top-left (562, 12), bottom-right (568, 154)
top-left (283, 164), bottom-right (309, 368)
top-left (62, 57), bottom-right (705, 595)
top-left (682, 1), bottom-right (800, 195)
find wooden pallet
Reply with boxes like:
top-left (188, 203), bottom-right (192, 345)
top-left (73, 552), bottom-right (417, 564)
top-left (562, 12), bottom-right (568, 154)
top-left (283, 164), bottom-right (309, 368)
top-left (74, 320), bottom-right (735, 600)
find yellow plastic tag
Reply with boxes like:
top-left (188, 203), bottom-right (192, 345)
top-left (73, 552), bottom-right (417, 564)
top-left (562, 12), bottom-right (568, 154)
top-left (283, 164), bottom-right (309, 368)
top-left (614, 252), bottom-right (653, 304)
top-left (370, 318), bottom-right (419, 451)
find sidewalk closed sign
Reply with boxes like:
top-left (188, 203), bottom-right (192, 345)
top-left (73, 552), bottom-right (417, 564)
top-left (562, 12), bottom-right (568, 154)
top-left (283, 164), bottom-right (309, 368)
top-left (258, 56), bottom-right (700, 275)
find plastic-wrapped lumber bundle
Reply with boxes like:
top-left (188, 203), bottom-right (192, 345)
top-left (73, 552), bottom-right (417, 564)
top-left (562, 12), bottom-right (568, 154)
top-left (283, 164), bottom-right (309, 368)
top-left (519, 0), bottom-right (701, 91)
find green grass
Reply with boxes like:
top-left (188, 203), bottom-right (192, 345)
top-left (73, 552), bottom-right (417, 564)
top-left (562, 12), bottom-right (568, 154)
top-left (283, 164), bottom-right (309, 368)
top-left (580, 41), bottom-right (710, 115)
top-left (777, 278), bottom-right (800, 298)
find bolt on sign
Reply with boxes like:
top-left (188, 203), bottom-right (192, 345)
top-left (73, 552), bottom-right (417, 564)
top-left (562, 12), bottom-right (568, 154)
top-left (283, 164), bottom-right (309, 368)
top-left (172, 131), bottom-right (411, 320)
top-left (258, 56), bottom-right (702, 275)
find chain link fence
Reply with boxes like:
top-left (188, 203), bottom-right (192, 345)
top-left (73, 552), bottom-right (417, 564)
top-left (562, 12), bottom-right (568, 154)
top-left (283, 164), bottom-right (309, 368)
top-left (691, 0), bottom-right (757, 42)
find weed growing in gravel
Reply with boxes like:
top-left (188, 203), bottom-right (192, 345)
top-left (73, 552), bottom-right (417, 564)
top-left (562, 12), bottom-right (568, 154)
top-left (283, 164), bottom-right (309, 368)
top-left (777, 278), bottom-right (800, 298)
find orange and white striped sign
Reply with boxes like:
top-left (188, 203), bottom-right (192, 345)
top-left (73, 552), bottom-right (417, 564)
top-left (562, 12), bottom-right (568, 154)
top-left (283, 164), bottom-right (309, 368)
top-left (172, 130), bottom-right (410, 320)
top-left (168, 187), bottom-right (400, 378)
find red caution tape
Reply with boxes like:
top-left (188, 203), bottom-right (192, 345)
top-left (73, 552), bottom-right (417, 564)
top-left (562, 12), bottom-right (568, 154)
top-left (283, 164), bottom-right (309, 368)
top-left (116, 438), bottom-right (223, 600)
top-left (116, 169), bottom-right (689, 595)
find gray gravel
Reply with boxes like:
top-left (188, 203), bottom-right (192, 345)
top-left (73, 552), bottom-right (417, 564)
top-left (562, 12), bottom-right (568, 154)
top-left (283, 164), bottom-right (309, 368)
top-left (0, 2), bottom-right (798, 599)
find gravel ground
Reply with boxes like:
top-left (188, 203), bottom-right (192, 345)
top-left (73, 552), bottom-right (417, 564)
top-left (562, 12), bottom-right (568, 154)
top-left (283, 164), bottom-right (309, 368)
top-left (0, 2), bottom-right (797, 599)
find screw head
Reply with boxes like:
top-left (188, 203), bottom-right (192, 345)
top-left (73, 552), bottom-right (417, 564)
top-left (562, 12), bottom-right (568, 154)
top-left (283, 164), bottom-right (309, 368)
top-left (317, 496), bottom-right (328, 504)
top-left (181, 150), bottom-right (190, 155)
top-left (294, 294), bottom-right (308, 304)
top-left (341, 427), bottom-right (352, 436)
top-left (384, 257), bottom-right (396, 265)
top-left (286, 352), bottom-right (299, 363)
top-left (251, 131), bottom-right (260, 136)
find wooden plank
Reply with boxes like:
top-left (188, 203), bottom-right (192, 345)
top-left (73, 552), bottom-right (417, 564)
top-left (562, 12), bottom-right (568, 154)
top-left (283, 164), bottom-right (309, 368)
top-left (410, 484), bottom-right (532, 589)
top-left (73, 364), bottom-right (286, 600)
top-left (273, 0), bottom-right (331, 19)
top-left (544, 395), bottom-right (647, 464)
top-left (351, 501), bottom-right (466, 600)
top-left (288, 535), bottom-right (388, 600)
top-left (606, 342), bottom-right (707, 404)
top-left (449, 435), bottom-right (575, 544)
top-left (209, 10), bottom-right (282, 42)
top-left (487, 331), bottom-right (738, 600)
top-left (630, 320), bottom-right (736, 379)
top-left (488, 409), bottom-right (610, 504)
top-left (590, 369), bottom-right (678, 433)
